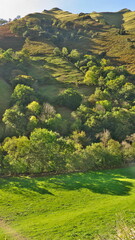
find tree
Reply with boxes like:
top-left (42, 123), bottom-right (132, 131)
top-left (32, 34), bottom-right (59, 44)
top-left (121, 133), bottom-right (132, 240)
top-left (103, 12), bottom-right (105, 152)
top-left (0, 146), bottom-right (5, 174)
top-left (3, 136), bottom-right (30, 173)
top-left (46, 114), bottom-right (68, 135)
top-left (107, 139), bottom-right (122, 166)
top-left (27, 101), bottom-right (41, 116)
top-left (11, 84), bottom-right (36, 106)
top-left (40, 103), bottom-right (56, 121)
top-left (2, 108), bottom-right (27, 134)
top-left (70, 131), bottom-right (87, 149)
top-left (27, 116), bottom-right (39, 132)
top-left (11, 75), bottom-right (34, 88)
top-left (106, 75), bottom-right (126, 92)
top-left (96, 129), bottom-right (111, 147)
top-left (122, 140), bottom-right (135, 164)
top-left (84, 66), bottom-right (100, 85)
top-left (100, 58), bottom-right (110, 67)
top-left (10, 19), bottom-right (27, 35)
top-left (56, 88), bottom-right (82, 110)
top-left (62, 47), bottom-right (69, 57)
top-left (3, 48), bottom-right (14, 62)
top-left (53, 47), bottom-right (61, 56)
top-left (15, 49), bottom-right (30, 64)
top-left (96, 100), bottom-right (112, 111)
top-left (0, 18), bottom-right (8, 25)
top-left (120, 83), bottom-right (135, 102)
top-left (29, 128), bottom-right (60, 171)
top-left (69, 49), bottom-right (81, 62)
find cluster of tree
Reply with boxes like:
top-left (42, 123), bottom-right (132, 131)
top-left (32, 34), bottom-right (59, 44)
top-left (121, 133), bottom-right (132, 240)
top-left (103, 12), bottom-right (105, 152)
top-left (0, 45), bottom-right (135, 175)
top-left (1, 128), bottom-right (135, 175)
top-left (0, 18), bottom-right (8, 25)
top-left (0, 48), bottom-right (30, 64)
top-left (53, 47), bottom-right (81, 63)
top-left (2, 87), bottom-right (83, 137)
top-left (53, 47), bottom-right (135, 145)
top-left (0, 48), bottom-right (31, 82)
top-left (69, 55), bottom-right (135, 142)
top-left (10, 13), bottom-right (96, 44)
top-left (56, 88), bottom-right (82, 110)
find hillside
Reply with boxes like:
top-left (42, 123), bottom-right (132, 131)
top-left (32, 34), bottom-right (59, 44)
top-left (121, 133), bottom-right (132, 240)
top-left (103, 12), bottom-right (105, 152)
top-left (0, 8), bottom-right (135, 240)
top-left (1, 8), bottom-right (135, 73)
top-left (0, 8), bottom-right (134, 119)
top-left (0, 7), bottom-right (134, 170)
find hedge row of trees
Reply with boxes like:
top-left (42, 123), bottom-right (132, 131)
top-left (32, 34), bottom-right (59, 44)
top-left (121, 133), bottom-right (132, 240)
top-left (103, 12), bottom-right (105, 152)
top-left (1, 129), bottom-right (135, 174)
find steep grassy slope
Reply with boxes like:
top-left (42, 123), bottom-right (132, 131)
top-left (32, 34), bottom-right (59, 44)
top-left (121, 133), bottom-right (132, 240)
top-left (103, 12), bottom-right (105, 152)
top-left (123, 11), bottom-right (135, 31)
top-left (0, 167), bottom-right (135, 240)
top-left (1, 8), bottom-right (135, 73)
top-left (90, 11), bottom-right (124, 27)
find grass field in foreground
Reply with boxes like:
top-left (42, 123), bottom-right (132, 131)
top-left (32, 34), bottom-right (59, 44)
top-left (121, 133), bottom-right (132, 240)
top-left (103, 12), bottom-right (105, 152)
top-left (0, 167), bottom-right (135, 240)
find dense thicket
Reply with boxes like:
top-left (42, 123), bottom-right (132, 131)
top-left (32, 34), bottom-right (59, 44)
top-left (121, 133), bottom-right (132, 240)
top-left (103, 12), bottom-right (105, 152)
top-left (0, 46), bottom-right (135, 175)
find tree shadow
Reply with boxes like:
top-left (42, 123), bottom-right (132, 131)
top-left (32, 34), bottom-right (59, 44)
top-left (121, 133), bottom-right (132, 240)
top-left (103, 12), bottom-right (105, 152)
top-left (0, 177), bottom-right (54, 196)
top-left (46, 170), bottom-right (133, 196)
top-left (113, 166), bottom-right (135, 180)
top-left (0, 168), bottom-right (134, 197)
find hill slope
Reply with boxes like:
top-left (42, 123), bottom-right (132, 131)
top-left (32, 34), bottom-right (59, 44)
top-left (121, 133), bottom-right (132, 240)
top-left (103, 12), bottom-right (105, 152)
top-left (0, 8), bottom-right (135, 72)
top-left (0, 8), bottom-right (135, 138)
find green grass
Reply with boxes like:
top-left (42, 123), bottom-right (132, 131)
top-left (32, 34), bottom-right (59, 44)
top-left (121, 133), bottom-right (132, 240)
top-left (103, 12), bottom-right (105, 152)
top-left (0, 228), bottom-right (8, 240)
top-left (0, 229), bottom-right (14, 240)
top-left (0, 167), bottom-right (135, 239)
top-left (90, 12), bottom-right (124, 27)
top-left (43, 55), bottom-right (84, 83)
top-left (123, 11), bottom-right (135, 31)
top-left (28, 56), bottom-right (84, 84)
top-left (29, 56), bottom-right (93, 108)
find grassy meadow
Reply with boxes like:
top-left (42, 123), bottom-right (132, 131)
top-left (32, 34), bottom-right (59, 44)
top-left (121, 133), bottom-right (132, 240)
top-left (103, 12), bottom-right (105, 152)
top-left (0, 167), bottom-right (135, 239)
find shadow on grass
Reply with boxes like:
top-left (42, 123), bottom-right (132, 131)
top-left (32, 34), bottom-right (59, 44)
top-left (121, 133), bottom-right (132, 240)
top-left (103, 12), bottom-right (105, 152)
top-left (46, 170), bottom-right (134, 196)
top-left (0, 167), bottom-right (134, 196)
top-left (0, 177), bottom-right (54, 196)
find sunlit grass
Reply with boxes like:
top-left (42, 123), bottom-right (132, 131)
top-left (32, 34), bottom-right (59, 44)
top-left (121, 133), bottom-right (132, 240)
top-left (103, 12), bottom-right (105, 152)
top-left (0, 167), bottom-right (135, 239)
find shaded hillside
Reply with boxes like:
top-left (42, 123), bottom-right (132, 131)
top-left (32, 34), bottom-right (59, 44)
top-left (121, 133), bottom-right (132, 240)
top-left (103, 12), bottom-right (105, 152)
top-left (0, 24), bottom-right (24, 50)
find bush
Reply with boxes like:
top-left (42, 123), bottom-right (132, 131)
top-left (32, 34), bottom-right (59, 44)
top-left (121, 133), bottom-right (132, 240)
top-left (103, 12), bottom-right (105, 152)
top-left (53, 47), bottom-right (61, 56)
top-left (11, 75), bottom-right (35, 88)
top-left (56, 88), bottom-right (82, 110)
top-left (69, 49), bottom-right (81, 62)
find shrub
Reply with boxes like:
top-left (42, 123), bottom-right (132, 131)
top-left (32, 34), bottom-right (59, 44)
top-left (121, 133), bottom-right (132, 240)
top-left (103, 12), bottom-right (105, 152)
top-left (56, 88), bottom-right (82, 110)
top-left (11, 75), bottom-right (35, 88)
top-left (53, 47), bottom-right (61, 56)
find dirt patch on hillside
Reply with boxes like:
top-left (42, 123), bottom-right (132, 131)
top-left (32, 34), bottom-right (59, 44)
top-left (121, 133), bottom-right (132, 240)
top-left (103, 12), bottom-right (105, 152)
top-left (0, 219), bottom-right (28, 240)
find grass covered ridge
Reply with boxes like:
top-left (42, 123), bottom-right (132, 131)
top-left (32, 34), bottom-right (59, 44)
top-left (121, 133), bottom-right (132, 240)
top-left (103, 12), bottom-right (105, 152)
top-left (0, 167), bottom-right (135, 239)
